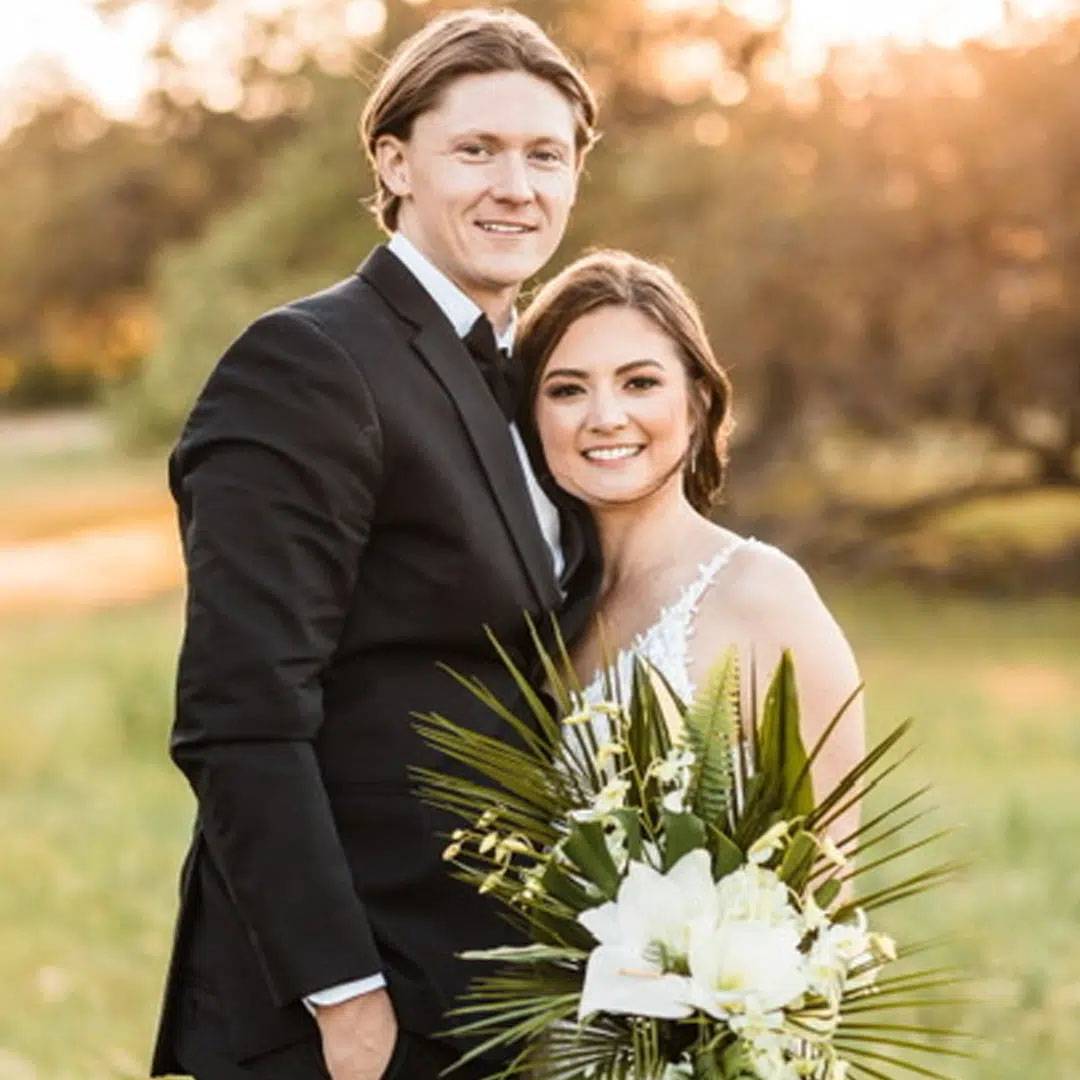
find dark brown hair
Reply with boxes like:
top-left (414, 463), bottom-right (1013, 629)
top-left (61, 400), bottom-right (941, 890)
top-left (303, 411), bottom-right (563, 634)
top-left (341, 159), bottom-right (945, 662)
top-left (518, 250), bottom-right (735, 512)
top-left (360, 9), bottom-right (598, 232)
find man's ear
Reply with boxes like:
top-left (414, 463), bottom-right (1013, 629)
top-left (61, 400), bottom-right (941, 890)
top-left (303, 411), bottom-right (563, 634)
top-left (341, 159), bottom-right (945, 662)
top-left (374, 134), bottom-right (411, 198)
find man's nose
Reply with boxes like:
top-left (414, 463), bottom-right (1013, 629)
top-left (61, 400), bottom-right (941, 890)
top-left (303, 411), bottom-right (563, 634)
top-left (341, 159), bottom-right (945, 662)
top-left (490, 152), bottom-right (533, 202)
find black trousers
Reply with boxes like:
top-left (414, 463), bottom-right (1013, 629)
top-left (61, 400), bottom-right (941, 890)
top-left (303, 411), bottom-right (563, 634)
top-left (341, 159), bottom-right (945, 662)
top-left (173, 984), bottom-right (494, 1080)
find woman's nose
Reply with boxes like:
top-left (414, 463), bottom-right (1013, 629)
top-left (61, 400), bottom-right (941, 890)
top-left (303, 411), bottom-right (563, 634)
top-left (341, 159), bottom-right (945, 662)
top-left (586, 391), bottom-right (629, 432)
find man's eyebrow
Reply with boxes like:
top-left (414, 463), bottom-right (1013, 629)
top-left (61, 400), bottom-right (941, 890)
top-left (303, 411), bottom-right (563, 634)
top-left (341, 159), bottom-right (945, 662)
top-left (542, 359), bottom-right (665, 382)
top-left (450, 129), bottom-right (572, 148)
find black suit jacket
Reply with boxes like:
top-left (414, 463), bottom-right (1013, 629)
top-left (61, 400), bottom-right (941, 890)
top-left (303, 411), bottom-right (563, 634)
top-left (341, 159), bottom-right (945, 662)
top-left (151, 245), bottom-right (600, 1073)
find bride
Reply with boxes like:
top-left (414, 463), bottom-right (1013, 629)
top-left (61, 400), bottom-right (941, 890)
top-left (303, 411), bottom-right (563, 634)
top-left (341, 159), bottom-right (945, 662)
top-left (517, 250), bottom-right (865, 840)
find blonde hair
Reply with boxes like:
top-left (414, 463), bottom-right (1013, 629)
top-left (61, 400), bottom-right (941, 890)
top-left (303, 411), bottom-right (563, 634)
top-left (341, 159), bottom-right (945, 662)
top-left (360, 9), bottom-right (598, 232)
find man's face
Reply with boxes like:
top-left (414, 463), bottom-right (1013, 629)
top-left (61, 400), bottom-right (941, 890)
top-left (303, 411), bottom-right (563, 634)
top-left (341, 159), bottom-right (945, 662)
top-left (376, 70), bottom-right (581, 317)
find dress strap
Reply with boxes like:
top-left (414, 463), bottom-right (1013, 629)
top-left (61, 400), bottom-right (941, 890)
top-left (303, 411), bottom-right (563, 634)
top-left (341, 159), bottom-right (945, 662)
top-left (676, 537), bottom-right (753, 626)
top-left (581, 536), bottom-right (758, 707)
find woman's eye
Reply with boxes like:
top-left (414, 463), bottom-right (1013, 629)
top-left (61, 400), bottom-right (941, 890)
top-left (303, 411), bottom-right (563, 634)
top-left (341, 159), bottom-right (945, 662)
top-left (531, 149), bottom-right (563, 165)
top-left (546, 383), bottom-right (584, 399)
top-left (626, 376), bottom-right (661, 390)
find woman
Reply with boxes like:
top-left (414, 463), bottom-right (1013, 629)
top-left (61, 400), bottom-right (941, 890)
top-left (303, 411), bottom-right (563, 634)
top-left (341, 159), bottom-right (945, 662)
top-left (517, 250), bottom-right (865, 836)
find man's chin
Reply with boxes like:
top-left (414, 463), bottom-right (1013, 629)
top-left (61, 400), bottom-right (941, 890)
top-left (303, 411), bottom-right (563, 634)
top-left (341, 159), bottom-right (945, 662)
top-left (470, 250), bottom-right (553, 291)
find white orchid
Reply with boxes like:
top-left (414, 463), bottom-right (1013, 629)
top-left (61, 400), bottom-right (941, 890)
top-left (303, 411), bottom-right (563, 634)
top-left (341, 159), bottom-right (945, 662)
top-left (570, 775), bottom-right (631, 823)
top-left (652, 746), bottom-right (696, 785)
top-left (651, 746), bottom-right (695, 813)
top-left (714, 864), bottom-right (803, 931)
top-left (576, 850), bottom-right (716, 1020)
top-left (744, 1041), bottom-right (804, 1080)
top-left (818, 834), bottom-right (849, 870)
top-left (805, 908), bottom-right (876, 1003)
top-left (747, 819), bottom-right (791, 866)
top-left (602, 815), bottom-right (629, 873)
top-left (800, 891), bottom-right (831, 933)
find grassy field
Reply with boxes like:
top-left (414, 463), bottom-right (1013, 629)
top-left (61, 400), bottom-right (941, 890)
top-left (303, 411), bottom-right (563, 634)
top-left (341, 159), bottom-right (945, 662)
top-left (1, 584), bottom-right (1077, 1077)
top-left (1, 417), bottom-right (1077, 1078)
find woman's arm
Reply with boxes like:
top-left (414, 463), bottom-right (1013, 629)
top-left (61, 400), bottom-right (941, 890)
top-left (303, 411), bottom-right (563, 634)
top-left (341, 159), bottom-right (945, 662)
top-left (693, 542), bottom-right (867, 853)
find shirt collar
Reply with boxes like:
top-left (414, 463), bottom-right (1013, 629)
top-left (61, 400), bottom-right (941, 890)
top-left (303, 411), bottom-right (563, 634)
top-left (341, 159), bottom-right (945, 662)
top-left (387, 232), bottom-right (516, 351)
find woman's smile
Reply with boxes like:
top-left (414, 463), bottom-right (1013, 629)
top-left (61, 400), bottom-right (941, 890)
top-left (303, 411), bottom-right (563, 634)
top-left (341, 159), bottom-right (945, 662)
top-left (534, 304), bottom-right (694, 507)
top-left (581, 444), bottom-right (646, 464)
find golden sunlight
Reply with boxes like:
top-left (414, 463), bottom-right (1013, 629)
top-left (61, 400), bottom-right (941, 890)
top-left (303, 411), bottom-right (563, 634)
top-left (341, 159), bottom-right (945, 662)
top-left (0, 0), bottom-right (1076, 131)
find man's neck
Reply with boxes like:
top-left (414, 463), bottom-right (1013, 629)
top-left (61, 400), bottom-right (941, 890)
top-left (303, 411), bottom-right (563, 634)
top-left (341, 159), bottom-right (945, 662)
top-left (393, 226), bottom-right (517, 335)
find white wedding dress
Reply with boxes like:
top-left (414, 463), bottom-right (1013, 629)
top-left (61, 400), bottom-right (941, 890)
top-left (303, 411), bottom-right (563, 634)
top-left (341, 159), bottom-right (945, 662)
top-left (579, 536), bottom-right (763, 710)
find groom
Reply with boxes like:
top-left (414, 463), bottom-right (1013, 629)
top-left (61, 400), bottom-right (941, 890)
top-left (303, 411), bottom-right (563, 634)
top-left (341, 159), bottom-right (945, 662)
top-left (150, 9), bottom-right (600, 1080)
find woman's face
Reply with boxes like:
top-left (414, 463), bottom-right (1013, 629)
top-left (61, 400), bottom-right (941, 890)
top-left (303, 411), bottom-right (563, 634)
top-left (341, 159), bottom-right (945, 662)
top-left (534, 304), bottom-right (696, 508)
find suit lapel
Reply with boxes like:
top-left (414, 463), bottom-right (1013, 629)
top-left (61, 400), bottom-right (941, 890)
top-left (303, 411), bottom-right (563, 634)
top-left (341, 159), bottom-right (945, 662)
top-left (359, 246), bottom-right (561, 612)
top-left (515, 401), bottom-right (603, 648)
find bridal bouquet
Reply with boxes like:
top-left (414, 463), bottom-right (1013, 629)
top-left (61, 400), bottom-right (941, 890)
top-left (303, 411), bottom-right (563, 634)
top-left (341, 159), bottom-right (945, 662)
top-left (413, 622), bottom-right (971, 1080)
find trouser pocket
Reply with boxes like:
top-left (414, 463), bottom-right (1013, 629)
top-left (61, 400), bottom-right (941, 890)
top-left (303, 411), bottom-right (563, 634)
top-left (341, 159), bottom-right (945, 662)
top-left (380, 1027), bottom-right (409, 1080)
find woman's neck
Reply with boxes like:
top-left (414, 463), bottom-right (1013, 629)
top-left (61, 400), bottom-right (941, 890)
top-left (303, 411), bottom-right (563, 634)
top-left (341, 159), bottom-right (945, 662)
top-left (593, 481), bottom-right (706, 598)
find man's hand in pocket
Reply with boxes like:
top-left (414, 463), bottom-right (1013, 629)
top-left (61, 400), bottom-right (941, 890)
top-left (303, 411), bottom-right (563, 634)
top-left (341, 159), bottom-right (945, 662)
top-left (314, 988), bottom-right (398, 1080)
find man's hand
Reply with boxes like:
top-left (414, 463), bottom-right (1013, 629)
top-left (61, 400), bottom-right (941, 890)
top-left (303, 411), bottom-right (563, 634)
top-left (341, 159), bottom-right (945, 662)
top-left (314, 988), bottom-right (398, 1080)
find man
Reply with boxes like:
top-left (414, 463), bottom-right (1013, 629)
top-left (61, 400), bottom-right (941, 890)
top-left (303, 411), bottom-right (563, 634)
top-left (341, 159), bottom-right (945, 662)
top-left (150, 9), bottom-right (600, 1079)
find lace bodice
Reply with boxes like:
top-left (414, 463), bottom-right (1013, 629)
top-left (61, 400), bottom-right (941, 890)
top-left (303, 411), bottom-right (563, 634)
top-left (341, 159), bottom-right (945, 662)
top-left (581, 537), bottom-right (759, 708)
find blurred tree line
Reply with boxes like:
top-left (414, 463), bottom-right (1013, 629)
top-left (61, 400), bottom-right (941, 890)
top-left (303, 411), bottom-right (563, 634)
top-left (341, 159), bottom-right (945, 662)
top-left (2, 0), bottom-right (1077, 583)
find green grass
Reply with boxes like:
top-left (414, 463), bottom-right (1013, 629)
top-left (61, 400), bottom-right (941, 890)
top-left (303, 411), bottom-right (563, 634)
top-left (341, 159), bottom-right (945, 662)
top-left (0, 597), bottom-right (189, 1079)
top-left (823, 581), bottom-right (1080, 1079)
top-left (0, 585), bottom-right (1077, 1077)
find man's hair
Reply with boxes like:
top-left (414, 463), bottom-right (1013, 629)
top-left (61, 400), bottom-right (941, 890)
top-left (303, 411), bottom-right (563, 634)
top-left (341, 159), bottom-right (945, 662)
top-left (359, 8), bottom-right (598, 233)
top-left (517, 250), bottom-right (735, 513)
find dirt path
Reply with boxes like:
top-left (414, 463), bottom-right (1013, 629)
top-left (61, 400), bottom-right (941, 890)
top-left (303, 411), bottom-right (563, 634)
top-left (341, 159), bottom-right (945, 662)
top-left (0, 511), bottom-right (182, 616)
top-left (1, 409), bottom-right (183, 616)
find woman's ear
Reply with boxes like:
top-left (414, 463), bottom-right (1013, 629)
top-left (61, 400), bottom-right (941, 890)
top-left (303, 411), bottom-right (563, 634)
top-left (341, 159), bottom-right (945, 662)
top-left (374, 134), bottom-right (411, 198)
top-left (689, 375), bottom-right (713, 427)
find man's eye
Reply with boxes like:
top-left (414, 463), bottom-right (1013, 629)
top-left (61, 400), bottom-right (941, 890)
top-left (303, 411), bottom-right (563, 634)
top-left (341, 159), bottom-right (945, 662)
top-left (459, 143), bottom-right (490, 158)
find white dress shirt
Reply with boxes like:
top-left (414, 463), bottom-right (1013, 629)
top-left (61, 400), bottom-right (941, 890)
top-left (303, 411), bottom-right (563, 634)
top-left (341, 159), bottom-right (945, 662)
top-left (305, 235), bottom-right (563, 1010)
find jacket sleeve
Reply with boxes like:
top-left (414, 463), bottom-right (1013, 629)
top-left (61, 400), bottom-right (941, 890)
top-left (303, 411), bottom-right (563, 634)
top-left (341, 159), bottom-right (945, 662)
top-left (169, 307), bottom-right (384, 1007)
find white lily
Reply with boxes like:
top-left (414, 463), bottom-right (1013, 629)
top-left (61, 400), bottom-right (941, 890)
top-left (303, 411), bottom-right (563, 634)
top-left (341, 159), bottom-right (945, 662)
top-left (576, 850), bottom-right (716, 1020)
top-left (687, 916), bottom-right (809, 1021)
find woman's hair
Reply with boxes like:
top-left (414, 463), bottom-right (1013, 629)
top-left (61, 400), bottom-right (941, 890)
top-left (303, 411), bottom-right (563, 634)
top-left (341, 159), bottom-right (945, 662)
top-left (517, 250), bottom-right (735, 512)
top-left (359, 8), bottom-right (599, 233)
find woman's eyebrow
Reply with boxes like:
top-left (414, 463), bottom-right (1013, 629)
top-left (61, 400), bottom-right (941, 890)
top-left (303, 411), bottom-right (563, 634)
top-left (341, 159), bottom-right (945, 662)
top-left (542, 358), bottom-right (664, 382)
top-left (615, 359), bottom-right (664, 375)
top-left (542, 366), bottom-right (589, 381)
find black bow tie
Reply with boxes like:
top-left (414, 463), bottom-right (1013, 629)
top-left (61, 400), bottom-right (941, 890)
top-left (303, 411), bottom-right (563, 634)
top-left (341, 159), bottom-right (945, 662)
top-left (462, 314), bottom-right (523, 421)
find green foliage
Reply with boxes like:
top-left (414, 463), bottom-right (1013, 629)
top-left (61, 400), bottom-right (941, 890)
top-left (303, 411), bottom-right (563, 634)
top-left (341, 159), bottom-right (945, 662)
top-left (110, 75), bottom-right (383, 446)
top-left (681, 648), bottom-right (738, 827)
top-left (1, 568), bottom-right (1078, 1076)
top-left (415, 627), bottom-right (969, 1078)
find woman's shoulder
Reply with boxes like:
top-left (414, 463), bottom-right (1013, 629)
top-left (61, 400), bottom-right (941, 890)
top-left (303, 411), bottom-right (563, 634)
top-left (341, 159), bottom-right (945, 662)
top-left (702, 532), bottom-right (833, 639)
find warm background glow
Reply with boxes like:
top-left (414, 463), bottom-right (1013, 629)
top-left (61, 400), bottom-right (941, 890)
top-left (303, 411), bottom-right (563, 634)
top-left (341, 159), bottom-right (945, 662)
top-left (0, 0), bottom-right (388, 133)
top-left (1, 0), bottom-right (1076, 132)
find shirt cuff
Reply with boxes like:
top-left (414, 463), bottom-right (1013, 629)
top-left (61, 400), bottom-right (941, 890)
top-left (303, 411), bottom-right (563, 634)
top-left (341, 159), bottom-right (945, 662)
top-left (303, 974), bottom-right (386, 1014)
